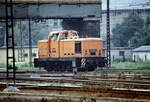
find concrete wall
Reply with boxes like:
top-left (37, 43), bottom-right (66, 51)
top-left (0, 47), bottom-right (38, 65)
top-left (0, 48), bottom-right (6, 65)
top-left (103, 47), bottom-right (132, 62)
top-left (133, 52), bottom-right (150, 62)
top-left (111, 48), bottom-right (132, 62)
top-left (0, 3), bottom-right (102, 19)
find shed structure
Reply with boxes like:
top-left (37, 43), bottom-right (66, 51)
top-left (133, 46), bottom-right (150, 62)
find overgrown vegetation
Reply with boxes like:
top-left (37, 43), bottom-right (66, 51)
top-left (0, 62), bottom-right (44, 70)
top-left (131, 16), bottom-right (150, 47)
top-left (112, 13), bottom-right (150, 47)
top-left (112, 61), bottom-right (150, 69)
top-left (112, 13), bottom-right (144, 47)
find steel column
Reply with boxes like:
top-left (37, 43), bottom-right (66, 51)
top-left (106, 0), bottom-right (111, 68)
top-left (5, 0), bottom-right (16, 86)
top-left (29, 19), bottom-right (32, 67)
top-left (18, 20), bottom-right (25, 62)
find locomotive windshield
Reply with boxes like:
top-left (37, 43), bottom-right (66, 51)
top-left (72, 33), bottom-right (77, 37)
top-left (51, 33), bottom-right (59, 41)
top-left (61, 33), bottom-right (67, 39)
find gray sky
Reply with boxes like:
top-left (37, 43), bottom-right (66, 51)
top-left (102, 0), bottom-right (150, 10)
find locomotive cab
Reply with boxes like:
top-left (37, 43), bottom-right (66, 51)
top-left (49, 30), bottom-right (79, 41)
top-left (34, 30), bottom-right (106, 72)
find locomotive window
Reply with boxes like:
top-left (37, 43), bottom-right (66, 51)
top-left (72, 33), bottom-right (77, 37)
top-left (90, 52), bottom-right (96, 55)
top-left (51, 33), bottom-right (59, 41)
top-left (89, 49), bottom-right (97, 56)
top-left (75, 41), bottom-right (81, 53)
top-left (99, 49), bottom-right (101, 56)
top-left (61, 33), bottom-right (67, 39)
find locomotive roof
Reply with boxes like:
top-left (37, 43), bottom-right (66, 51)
top-left (49, 30), bottom-right (78, 35)
top-left (60, 38), bottom-right (102, 41)
top-left (133, 45), bottom-right (150, 52)
top-left (38, 40), bottom-right (48, 42)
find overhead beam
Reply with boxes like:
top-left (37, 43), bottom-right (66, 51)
top-left (0, 3), bottom-right (101, 19)
top-left (0, 0), bottom-right (101, 3)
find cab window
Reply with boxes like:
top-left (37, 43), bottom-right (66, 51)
top-left (72, 33), bottom-right (77, 37)
top-left (61, 33), bottom-right (67, 39)
top-left (51, 33), bottom-right (59, 41)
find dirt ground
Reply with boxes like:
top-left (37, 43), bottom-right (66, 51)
top-left (1, 86), bottom-right (150, 102)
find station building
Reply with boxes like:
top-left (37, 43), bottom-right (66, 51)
top-left (0, 46), bottom-right (38, 65)
top-left (103, 47), bottom-right (132, 62)
top-left (133, 46), bottom-right (150, 62)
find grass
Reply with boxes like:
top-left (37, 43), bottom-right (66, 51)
top-left (1, 61), bottom-right (150, 72)
top-left (87, 61), bottom-right (150, 75)
top-left (111, 61), bottom-right (150, 69)
top-left (15, 62), bottom-right (44, 70)
top-left (0, 62), bottom-right (44, 70)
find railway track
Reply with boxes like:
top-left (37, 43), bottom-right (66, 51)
top-left (1, 71), bottom-right (150, 81)
top-left (1, 69), bottom-right (150, 87)
top-left (1, 75), bottom-right (150, 88)
top-left (0, 68), bottom-right (150, 73)
top-left (1, 71), bottom-right (150, 101)
top-left (1, 69), bottom-right (150, 90)
top-left (1, 80), bottom-right (150, 101)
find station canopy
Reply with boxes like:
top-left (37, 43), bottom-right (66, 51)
top-left (0, 0), bottom-right (101, 3)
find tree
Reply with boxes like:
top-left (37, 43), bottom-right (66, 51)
top-left (111, 13), bottom-right (144, 47)
top-left (131, 16), bottom-right (150, 47)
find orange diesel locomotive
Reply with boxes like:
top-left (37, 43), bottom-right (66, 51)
top-left (34, 30), bottom-right (106, 72)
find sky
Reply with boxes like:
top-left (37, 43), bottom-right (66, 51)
top-left (102, 0), bottom-right (150, 10)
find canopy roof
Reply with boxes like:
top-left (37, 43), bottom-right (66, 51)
top-left (0, 0), bottom-right (101, 3)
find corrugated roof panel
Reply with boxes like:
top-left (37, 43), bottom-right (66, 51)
top-left (102, 0), bottom-right (150, 10)
top-left (133, 46), bottom-right (150, 52)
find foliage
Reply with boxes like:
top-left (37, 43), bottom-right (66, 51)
top-left (111, 13), bottom-right (144, 47)
top-left (131, 16), bottom-right (150, 47)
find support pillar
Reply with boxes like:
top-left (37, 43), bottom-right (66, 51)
top-left (28, 19), bottom-right (32, 68)
top-left (106, 0), bottom-right (111, 68)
